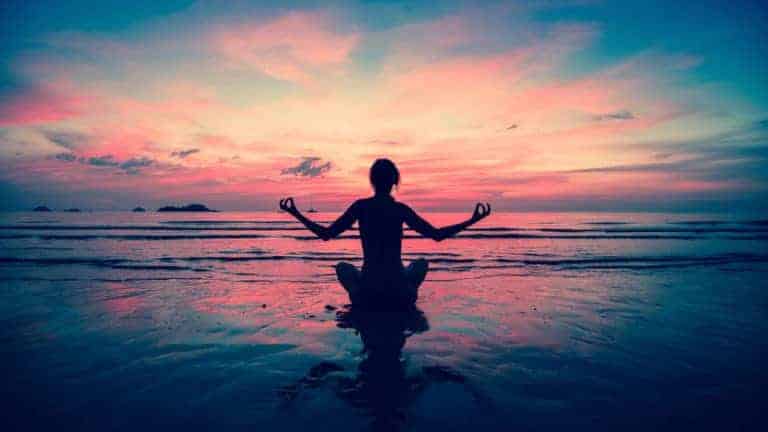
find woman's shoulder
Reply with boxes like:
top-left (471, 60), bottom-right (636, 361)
top-left (355, 196), bottom-right (409, 211)
top-left (392, 199), bottom-right (411, 210)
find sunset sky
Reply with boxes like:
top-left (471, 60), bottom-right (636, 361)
top-left (1, 0), bottom-right (766, 212)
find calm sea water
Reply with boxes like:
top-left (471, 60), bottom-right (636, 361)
top-left (1, 211), bottom-right (767, 431)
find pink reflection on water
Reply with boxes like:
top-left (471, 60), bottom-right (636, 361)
top-left (99, 282), bottom-right (143, 317)
top-left (82, 211), bottom-right (654, 361)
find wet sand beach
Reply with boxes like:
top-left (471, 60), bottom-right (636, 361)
top-left (1, 211), bottom-right (766, 430)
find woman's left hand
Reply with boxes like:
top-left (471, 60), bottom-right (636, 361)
top-left (471, 202), bottom-right (491, 221)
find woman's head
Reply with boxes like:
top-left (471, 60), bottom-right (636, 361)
top-left (369, 158), bottom-right (400, 195)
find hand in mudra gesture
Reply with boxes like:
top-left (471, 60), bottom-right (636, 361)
top-left (472, 202), bottom-right (491, 222)
top-left (279, 197), bottom-right (299, 215)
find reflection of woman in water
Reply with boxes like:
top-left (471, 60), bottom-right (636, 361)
top-left (280, 306), bottom-right (489, 430)
top-left (280, 158), bottom-right (491, 307)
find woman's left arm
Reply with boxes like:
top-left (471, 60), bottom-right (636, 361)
top-left (279, 198), bottom-right (357, 241)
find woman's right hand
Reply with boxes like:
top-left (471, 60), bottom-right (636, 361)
top-left (279, 197), bottom-right (298, 215)
top-left (472, 202), bottom-right (491, 222)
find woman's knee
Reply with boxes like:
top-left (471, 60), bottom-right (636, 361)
top-left (335, 262), bottom-right (361, 284)
top-left (335, 261), bottom-right (354, 275)
top-left (407, 258), bottom-right (429, 287)
top-left (335, 262), bottom-right (361, 302)
top-left (410, 258), bottom-right (428, 275)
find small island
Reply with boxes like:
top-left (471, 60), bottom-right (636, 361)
top-left (157, 203), bottom-right (217, 212)
top-left (33, 206), bottom-right (52, 212)
top-left (65, 208), bottom-right (81, 213)
top-left (132, 207), bottom-right (146, 212)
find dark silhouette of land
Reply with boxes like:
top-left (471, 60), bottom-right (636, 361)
top-left (132, 207), bottom-right (146, 212)
top-left (280, 158), bottom-right (490, 307)
top-left (65, 208), bottom-right (81, 213)
top-left (157, 203), bottom-right (217, 212)
top-left (33, 206), bottom-right (52, 212)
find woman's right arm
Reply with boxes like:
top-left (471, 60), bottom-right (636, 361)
top-left (403, 203), bottom-right (490, 242)
top-left (280, 197), bottom-right (358, 241)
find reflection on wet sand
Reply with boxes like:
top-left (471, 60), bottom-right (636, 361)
top-left (2, 211), bottom-right (766, 430)
top-left (281, 305), bottom-right (489, 430)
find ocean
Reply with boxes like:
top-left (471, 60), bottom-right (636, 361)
top-left (1, 211), bottom-right (766, 431)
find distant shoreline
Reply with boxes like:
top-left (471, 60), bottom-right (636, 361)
top-left (157, 204), bottom-right (218, 212)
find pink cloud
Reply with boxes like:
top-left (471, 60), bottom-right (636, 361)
top-left (377, 51), bottom-right (532, 123)
top-left (377, 22), bottom-right (598, 123)
top-left (210, 11), bottom-right (359, 84)
top-left (392, 52), bottom-right (527, 97)
top-left (514, 78), bottom-right (617, 115)
top-left (87, 131), bottom-right (159, 159)
top-left (384, 14), bottom-right (477, 55)
top-left (0, 84), bottom-right (88, 126)
top-left (0, 6), bottom-right (753, 211)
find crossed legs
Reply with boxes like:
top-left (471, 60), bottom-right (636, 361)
top-left (335, 259), bottom-right (429, 305)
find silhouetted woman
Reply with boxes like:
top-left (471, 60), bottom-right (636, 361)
top-left (279, 158), bottom-right (490, 307)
